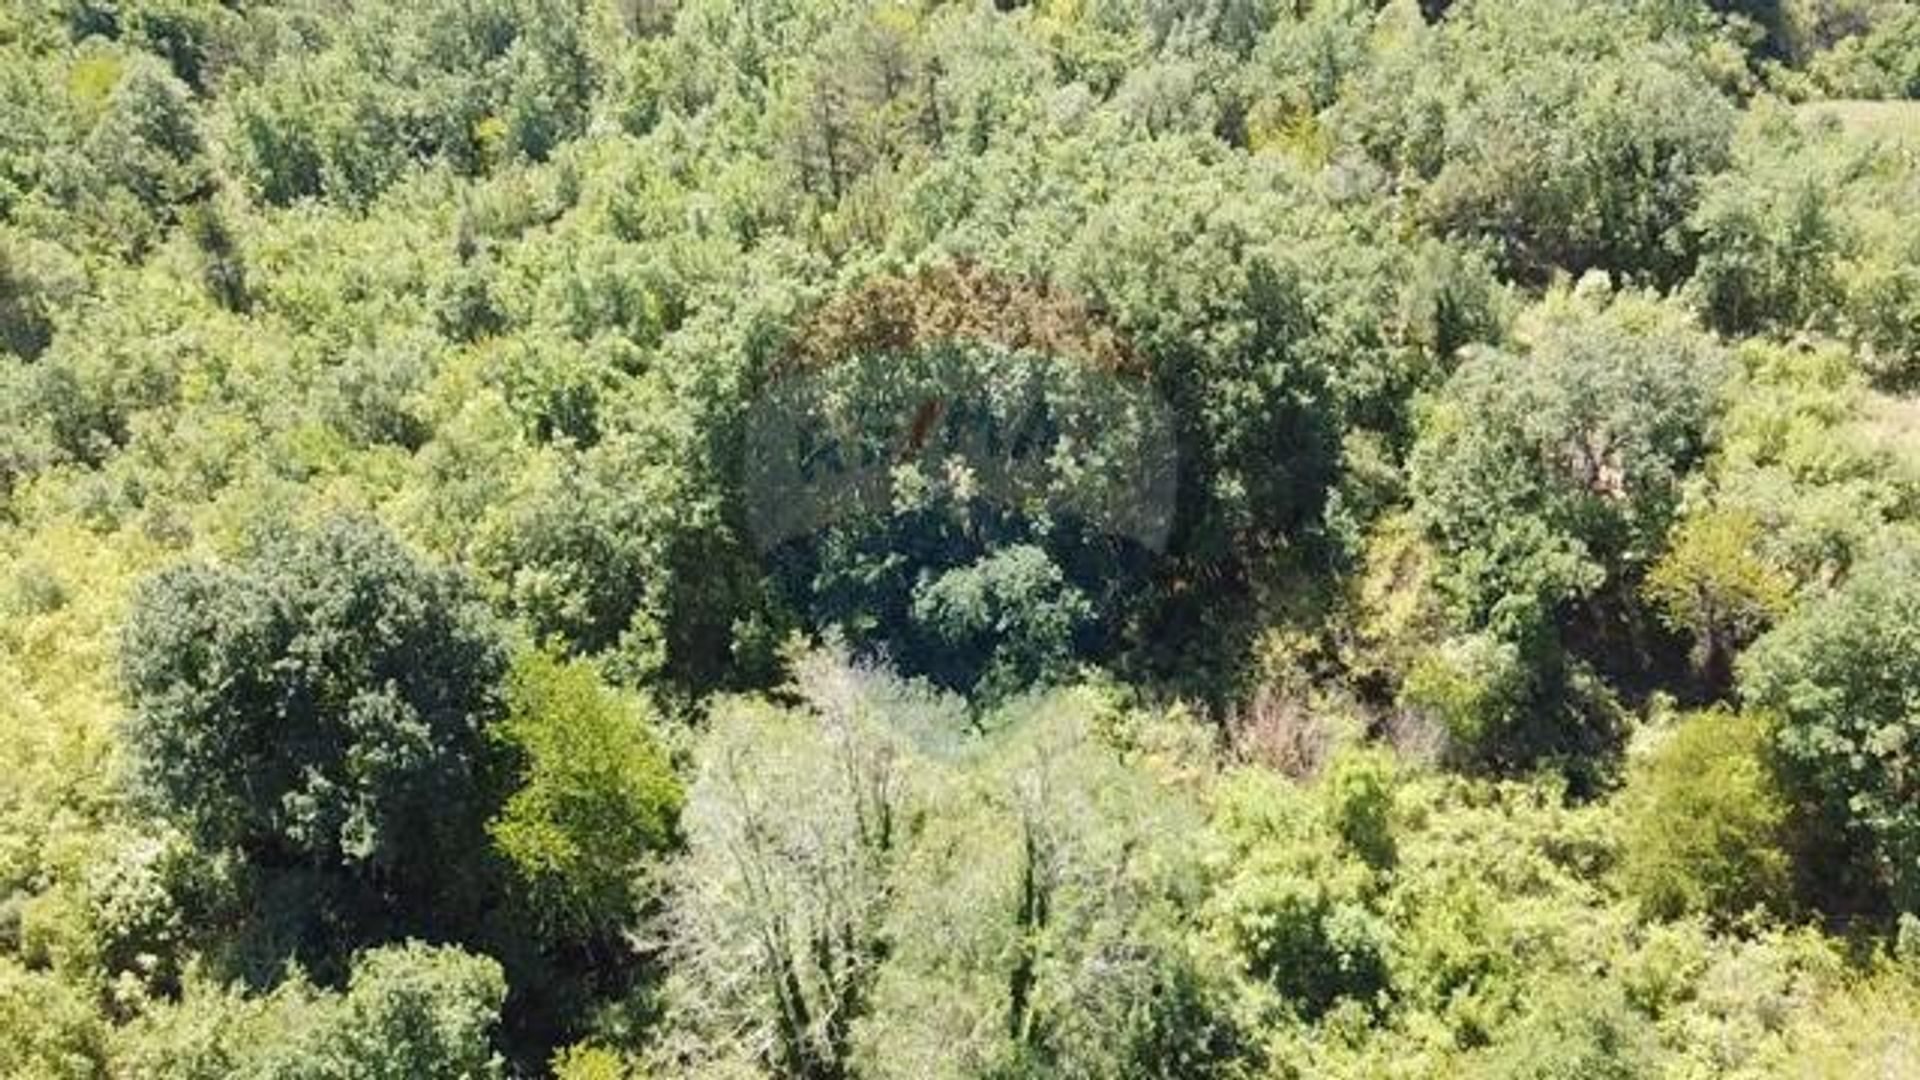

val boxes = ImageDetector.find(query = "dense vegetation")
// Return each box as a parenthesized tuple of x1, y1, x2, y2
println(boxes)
(4, 0, 1920, 1075)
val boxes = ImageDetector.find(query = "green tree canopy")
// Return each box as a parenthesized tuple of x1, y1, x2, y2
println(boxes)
(1741, 539, 1920, 913)
(120, 516, 508, 955)
(488, 649, 681, 947)
(1617, 708, 1792, 923)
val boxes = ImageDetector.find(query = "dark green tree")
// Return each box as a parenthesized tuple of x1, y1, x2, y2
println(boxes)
(1740, 540, 1920, 915)
(121, 517, 509, 956)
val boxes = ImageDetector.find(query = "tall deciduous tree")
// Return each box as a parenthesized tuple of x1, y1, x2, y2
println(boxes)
(654, 648, 949, 1079)
(1412, 286, 1725, 641)
(1408, 284, 1724, 766)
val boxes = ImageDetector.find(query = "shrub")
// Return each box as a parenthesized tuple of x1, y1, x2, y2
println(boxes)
(488, 650, 681, 945)
(112, 942, 507, 1080)
(1469, 978, 1660, 1080)
(1617, 709, 1792, 922)
(0, 958, 107, 1079)
(1642, 509, 1792, 691)
(1326, 748, 1398, 871)
(1203, 772, 1392, 1020)
(1401, 633, 1530, 766)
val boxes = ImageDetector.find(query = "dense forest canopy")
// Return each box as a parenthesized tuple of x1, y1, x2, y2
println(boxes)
(4, 0, 1920, 1075)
